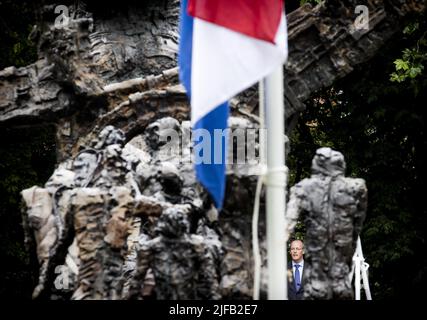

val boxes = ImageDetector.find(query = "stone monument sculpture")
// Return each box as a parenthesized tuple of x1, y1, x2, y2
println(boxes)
(286, 147, 367, 299)
(6, 0, 425, 300)
(128, 206, 222, 299)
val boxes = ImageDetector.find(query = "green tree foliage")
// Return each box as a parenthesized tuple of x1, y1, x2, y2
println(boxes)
(288, 12, 427, 299)
(390, 19, 427, 90)
(0, 0, 38, 69)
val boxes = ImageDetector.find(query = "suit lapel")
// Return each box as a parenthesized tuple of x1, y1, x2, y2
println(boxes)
(287, 263, 296, 293)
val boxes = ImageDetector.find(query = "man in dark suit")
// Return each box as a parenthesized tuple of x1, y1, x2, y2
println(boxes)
(288, 239, 305, 300)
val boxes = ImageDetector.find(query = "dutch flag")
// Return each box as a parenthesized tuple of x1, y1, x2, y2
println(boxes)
(179, 0, 288, 209)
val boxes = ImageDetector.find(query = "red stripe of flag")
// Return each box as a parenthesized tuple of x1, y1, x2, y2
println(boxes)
(188, 0, 283, 44)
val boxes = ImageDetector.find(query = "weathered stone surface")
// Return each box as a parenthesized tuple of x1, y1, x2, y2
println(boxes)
(0, 60, 72, 123)
(287, 147, 368, 299)
(21, 115, 272, 299)
(2, 0, 425, 160)
(128, 206, 222, 299)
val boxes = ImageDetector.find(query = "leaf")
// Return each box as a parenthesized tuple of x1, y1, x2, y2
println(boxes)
(403, 22, 419, 35)
(409, 66, 423, 78)
(394, 59, 409, 71)
(390, 72, 405, 82)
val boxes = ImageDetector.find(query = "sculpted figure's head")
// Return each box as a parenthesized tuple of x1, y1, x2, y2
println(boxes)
(72, 150, 98, 187)
(311, 147, 346, 177)
(145, 117, 181, 151)
(155, 207, 190, 238)
(93, 125, 126, 150)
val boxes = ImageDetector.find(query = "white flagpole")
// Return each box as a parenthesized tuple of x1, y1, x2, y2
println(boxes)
(264, 65, 287, 299)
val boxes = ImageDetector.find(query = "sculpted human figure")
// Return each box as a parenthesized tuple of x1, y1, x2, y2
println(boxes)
(22, 121, 222, 300)
(129, 206, 221, 299)
(286, 147, 367, 299)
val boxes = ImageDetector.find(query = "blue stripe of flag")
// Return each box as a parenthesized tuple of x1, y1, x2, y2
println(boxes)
(178, 0, 229, 209)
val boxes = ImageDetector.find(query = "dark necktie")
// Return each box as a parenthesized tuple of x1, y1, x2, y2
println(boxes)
(294, 264, 301, 291)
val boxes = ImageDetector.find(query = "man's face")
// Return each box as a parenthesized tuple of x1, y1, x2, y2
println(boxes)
(290, 240, 304, 263)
